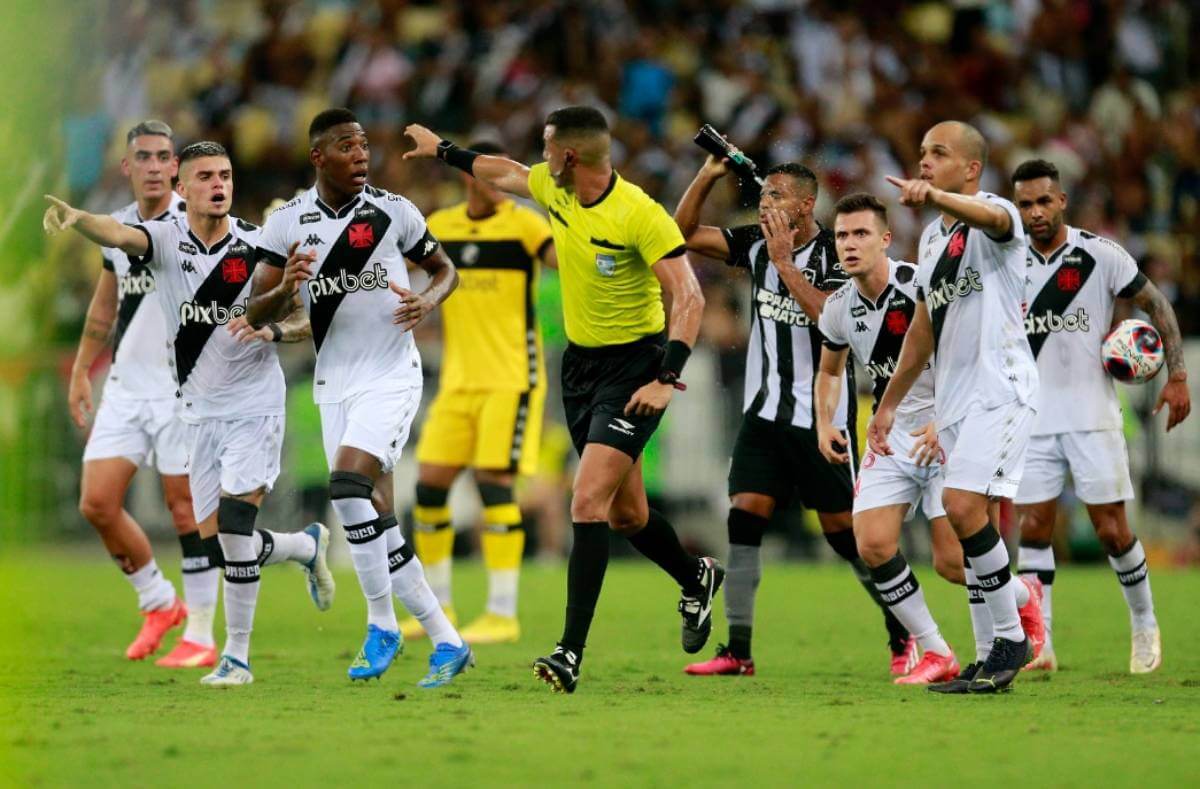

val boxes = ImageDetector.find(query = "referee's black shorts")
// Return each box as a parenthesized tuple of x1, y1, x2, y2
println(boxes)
(562, 332, 666, 460)
(728, 413, 854, 513)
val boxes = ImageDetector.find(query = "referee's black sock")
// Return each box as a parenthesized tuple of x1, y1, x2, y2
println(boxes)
(824, 528, 911, 653)
(626, 509, 703, 596)
(561, 521, 610, 655)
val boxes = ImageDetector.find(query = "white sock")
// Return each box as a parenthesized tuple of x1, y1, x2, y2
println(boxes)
(1012, 576, 1030, 607)
(385, 526, 462, 646)
(487, 570, 519, 618)
(333, 497, 397, 631)
(181, 569, 218, 646)
(218, 533, 260, 664)
(1108, 538, 1157, 632)
(1018, 543, 1055, 651)
(424, 556, 452, 607)
(127, 559, 176, 612)
(964, 565, 994, 662)
(256, 529, 316, 567)
(871, 555, 949, 656)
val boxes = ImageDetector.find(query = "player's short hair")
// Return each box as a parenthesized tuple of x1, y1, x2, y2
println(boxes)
(765, 162, 819, 197)
(544, 106, 609, 138)
(126, 120, 174, 145)
(1011, 158, 1061, 185)
(468, 140, 506, 156)
(833, 192, 888, 227)
(951, 121, 988, 170)
(308, 108, 360, 145)
(178, 141, 229, 166)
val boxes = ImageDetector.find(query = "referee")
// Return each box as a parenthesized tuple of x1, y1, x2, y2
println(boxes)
(406, 107, 722, 694)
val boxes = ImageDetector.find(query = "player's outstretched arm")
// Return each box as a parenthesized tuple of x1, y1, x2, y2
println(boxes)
(391, 246, 458, 332)
(1128, 278, 1191, 430)
(43, 196, 148, 256)
(870, 301, 934, 455)
(68, 272, 118, 429)
(762, 208, 828, 320)
(885, 176, 1012, 238)
(404, 124, 532, 199)
(247, 242, 315, 326)
(673, 155, 732, 260)
(815, 346, 850, 464)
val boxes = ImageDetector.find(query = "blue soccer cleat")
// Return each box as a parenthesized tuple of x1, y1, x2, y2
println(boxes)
(417, 641, 474, 689)
(348, 625, 402, 681)
(302, 523, 335, 611)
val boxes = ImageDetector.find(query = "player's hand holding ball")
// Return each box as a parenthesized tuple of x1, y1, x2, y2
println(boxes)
(625, 381, 673, 418)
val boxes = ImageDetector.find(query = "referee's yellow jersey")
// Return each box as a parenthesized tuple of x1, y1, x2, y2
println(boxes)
(526, 162, 685, 348)
(427, 199, 552, 391)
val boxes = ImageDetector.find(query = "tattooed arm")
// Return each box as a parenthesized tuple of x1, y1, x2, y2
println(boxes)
(1128, 279, 1191, 430)
(68, 270, 118, 429)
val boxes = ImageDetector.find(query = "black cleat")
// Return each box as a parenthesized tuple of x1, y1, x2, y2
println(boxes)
(968, 637, 1033, 694)
(928, 661, 982, 694)
(680, 557, 725, 654)
(533, 645, 580, 694)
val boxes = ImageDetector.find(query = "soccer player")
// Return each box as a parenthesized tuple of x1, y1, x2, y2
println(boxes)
(405, 140, 556, 645)
(405, 106, 721, 694)
(673, 153, 916, 677)
(1011, 159, 1191, 673)
(871, 121, 1045, 694)
(66, 120, 219, 666)
(248, 108, 472, 689)
(44, 141, 335, 687)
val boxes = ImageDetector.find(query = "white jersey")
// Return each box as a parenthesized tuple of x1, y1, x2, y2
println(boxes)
(1024, 225, 1144, 435)
(135, 215, 285, 423)
(101, 199, 186, 399)
(256, 185, 438, 404)
(916, 191, 1038, 427)
(819, 259, 935, 433)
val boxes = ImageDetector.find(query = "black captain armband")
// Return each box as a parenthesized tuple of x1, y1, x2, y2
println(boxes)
(436, 140, 480, 175)
(268, 322, 283, 343)
(657, 340, 692, 391)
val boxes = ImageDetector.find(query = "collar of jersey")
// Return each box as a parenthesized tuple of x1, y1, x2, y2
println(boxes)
(938, 218, 963, 237)
(579, 172, 618, 209)
(315, 194, 361, 220)
(187, 228, 232, 256)
(790, 224, 825, 254)
(136, 207, 174, 223)
(1028, 226, 1073, 266)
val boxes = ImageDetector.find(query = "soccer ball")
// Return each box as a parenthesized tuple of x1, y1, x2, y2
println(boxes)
(1101, 319, 1164, 383)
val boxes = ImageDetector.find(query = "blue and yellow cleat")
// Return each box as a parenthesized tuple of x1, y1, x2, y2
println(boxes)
(348, 625, 402, 681)
(417, 641, 474, 689)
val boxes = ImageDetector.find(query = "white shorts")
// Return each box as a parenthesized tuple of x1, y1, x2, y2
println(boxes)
(186, 415, 284, 522)
(83, 393, 189, 475)
(320, 385, 422, 474)
(854, 424, 946, 520)
(939, 401, 1036, 499)
(1014, 429, 1134, 505)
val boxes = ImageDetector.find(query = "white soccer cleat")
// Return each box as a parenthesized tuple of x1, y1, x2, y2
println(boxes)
(1130, 627, 1162, 674)
(302, 523, 336, 611)
(200, 655, 254, 687)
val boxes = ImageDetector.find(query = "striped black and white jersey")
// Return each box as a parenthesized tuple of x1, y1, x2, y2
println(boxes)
(1024, 225, 1145, 436)
(915, 192, 1038, 428)
(100, 200, 185, 399)
(256, 185, 439, 404)
(722, 224, 851, 430)
(819, 259, 934, 433)
(135, 215, 285, 423)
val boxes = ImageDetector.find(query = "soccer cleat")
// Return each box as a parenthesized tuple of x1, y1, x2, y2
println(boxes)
(460, 613, 520, 645)
(533, 645, 581, 694)
(399, 605, 458, 641)
(891, 636, 919, 675)
(155, 639, 218, 668)
(1024, 648, 1058, 672)
(967, 637, 1033, 693)
(895, 650, 960, 685)
(200, 655, 253, 687)
(417, 642, 474, 689)
(126, 598, 187, 660)
(928, 661, 982, 694)
(1130, 627, 1162, 674)
(1017, 575, 1046, 659)
(679, 557, 725, 654)
(347, 625, 402, 681)
(302, 523, 335, 611)
(684, 644, 755, 676)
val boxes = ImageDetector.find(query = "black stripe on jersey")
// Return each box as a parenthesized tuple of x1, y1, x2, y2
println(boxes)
(1025, 247, 1098, 358)
(774, 272, 798, 424)
(309, 210, 394, 352)
(547, 207, 569, 228)
(440, 240, 533, 272)
(865, 292, 916, 406)
(927, 224, 970, 351)
(507, 390, 531, 472)
(590, 237, 625, 251)
(175, 254, 258, 387)
(112, 264, 152, 355)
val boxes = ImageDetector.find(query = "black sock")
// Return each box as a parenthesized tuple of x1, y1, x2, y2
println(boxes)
(561, 522, 610, 654)
(626, 508, 702, 595)
(201, 534, 225, 568)
(729, 624, 753, 660)
(824, 528, 910, 652)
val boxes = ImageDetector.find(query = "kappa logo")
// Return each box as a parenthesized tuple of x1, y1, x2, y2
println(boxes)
(179, 297, 248, 326)
(421, 238, 438, 258)
(221, 257, 249, 284)
(608, 418, 635, 436)
(307, 261, 389, 302)
(299, 211, 321, 225)
(1024, 307, 1090, 336)
(303, 234, 324, 247)
(461, 243, 480, 265)
(180, 259, 198, 273)
(348, 223, 375, 249)
(118, 269, 156, 297)
(925, 267, 983, 310)
(177, 241, 198, 255)
(854, 320, 870, 333)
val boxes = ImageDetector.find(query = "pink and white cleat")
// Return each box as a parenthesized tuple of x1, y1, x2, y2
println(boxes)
(156, 639, 218, 668)
(1017, 576, 1046, 660)
(895, 650, 960, 685)
(684, 645, 755, 676)
(125, 599, 187, 660)
(890, 636, 919, 675)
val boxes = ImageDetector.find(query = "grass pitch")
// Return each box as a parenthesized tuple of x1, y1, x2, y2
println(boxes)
(1, 548, 1197, 787)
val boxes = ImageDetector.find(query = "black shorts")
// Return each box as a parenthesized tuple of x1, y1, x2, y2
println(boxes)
(562, 333, 666, 460)
(728, 414, 854, 513)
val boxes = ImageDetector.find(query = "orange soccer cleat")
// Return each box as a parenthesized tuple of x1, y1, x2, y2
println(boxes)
(155, 638, 218, 668)
(125, 598, 187, 660)
(1017, 576, 1046, 660)
(890, 636, 919, 675)
(684, 645, 755, 676)
(895, 650, 960, 685)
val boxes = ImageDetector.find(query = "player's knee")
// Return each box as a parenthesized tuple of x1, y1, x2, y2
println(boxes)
(217, 496, 259, 535)
(1091, 505, 1132, 554)
(606, 498, 648, 535)
(1018, 509, 1055, 543)
(165, 495, 195, 532)
(854, 532, 897, 568)
(941, 492, 982, 529)
(79, 492, 118, 528)
(933, 552, 965, 585)
(330, 471, 374, 501)
(570, 484, 610, 524)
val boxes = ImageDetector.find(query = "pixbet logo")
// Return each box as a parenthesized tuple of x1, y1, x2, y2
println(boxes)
(179, 298, 248, 326)
(1024, 307, 1090, 336)
(307, 261, 389, 302)
(925, 267, 983, 310)
(118, 269, 156, 297)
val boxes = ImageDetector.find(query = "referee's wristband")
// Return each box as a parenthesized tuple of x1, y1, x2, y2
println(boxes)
(268, 322, 283, 343)
(436, 140, 480, 175)
(658, 340, 692, 389)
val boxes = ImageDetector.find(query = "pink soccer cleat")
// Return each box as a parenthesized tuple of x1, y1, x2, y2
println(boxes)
(125, 598, 187, 660)
(895, 650, 960, 685)
(1017, 575, 1046, 660)
(684, 645, 755, 676)
(891, 636, 919, 675)
(155, 638, 218, 668)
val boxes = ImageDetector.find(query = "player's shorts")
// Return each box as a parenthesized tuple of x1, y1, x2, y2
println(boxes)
(83, 393, 188, 475)
(561, 333, 665, 460)
(186, 414, 284, 522)
(416, 386, 546, 476)
(727, 414, 854, 513)
(1014, 429, 1135, 505)
(853, 424, 946, 520)
(938, 400, 1036, 500)
(320, 384, 421, 474)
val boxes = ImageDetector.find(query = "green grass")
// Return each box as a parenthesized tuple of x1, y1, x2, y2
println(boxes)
(1, 549, 1198, 788)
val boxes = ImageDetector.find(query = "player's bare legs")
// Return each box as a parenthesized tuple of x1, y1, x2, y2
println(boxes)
(930, 516, 965, 585)
(1086, 500, 1160, 671)
(156, 472, 221, 666)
